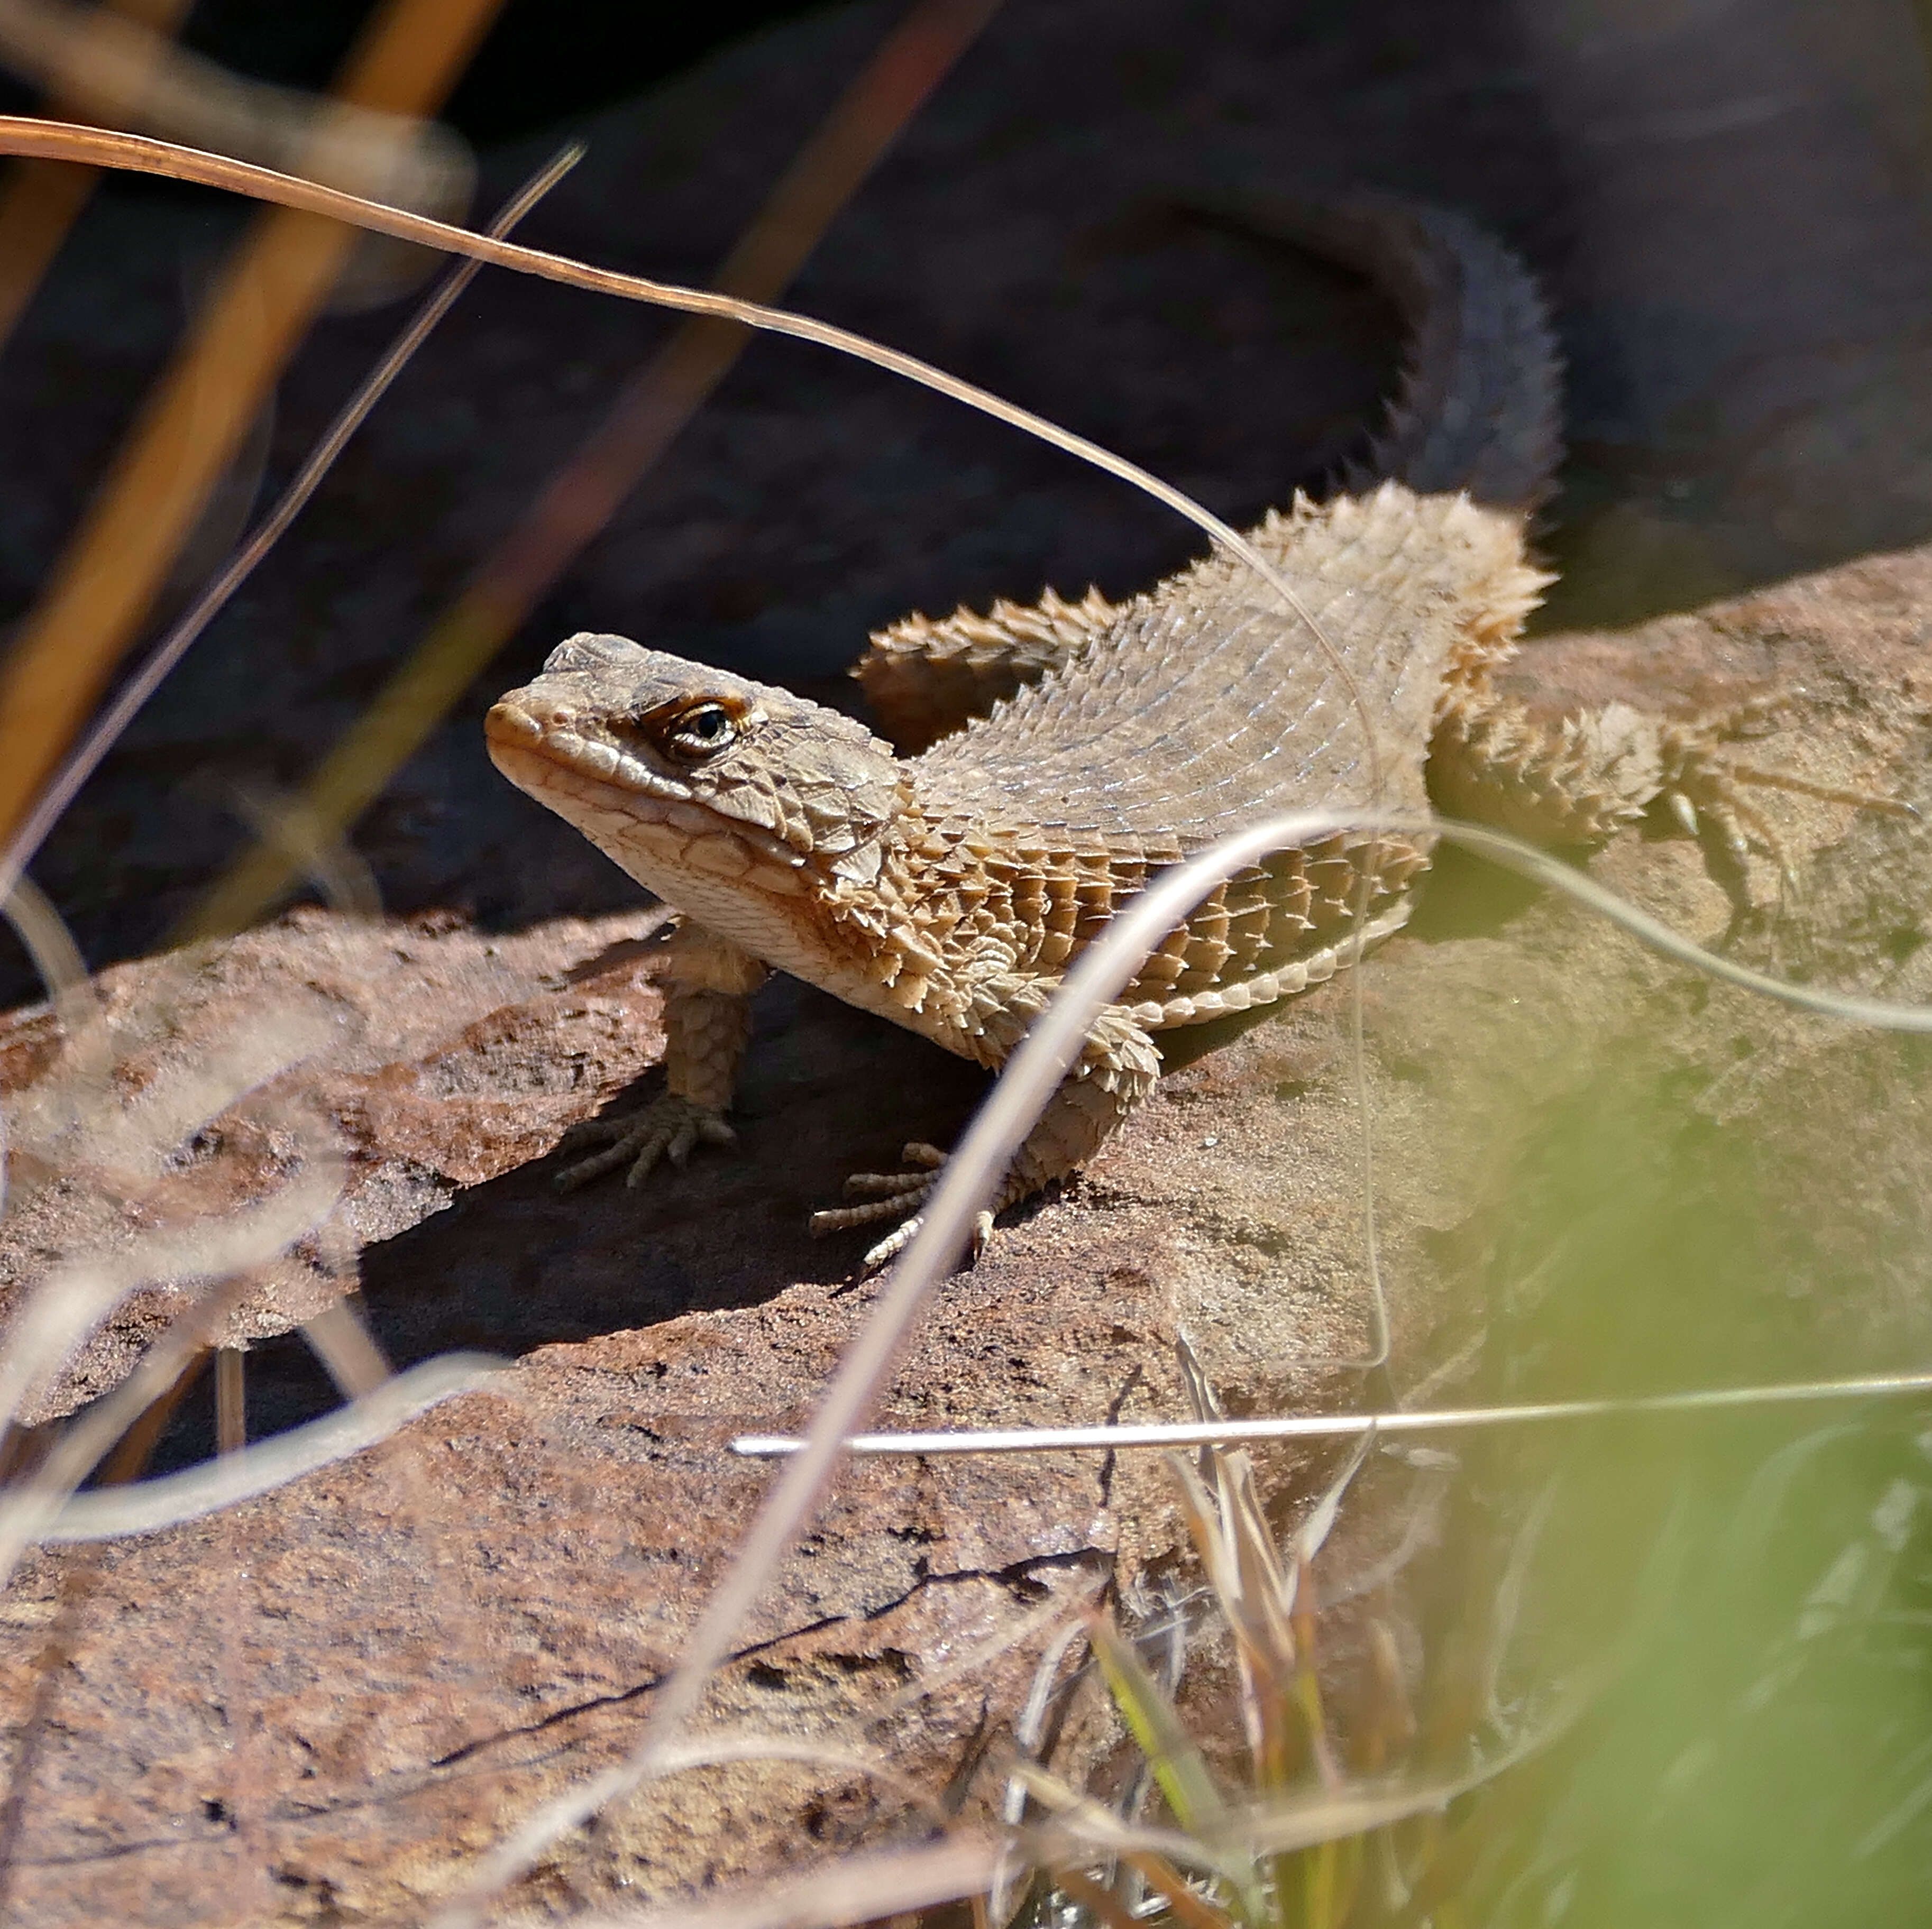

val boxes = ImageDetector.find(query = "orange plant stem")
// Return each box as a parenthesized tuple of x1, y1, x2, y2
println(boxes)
(0, 0, 505, 853)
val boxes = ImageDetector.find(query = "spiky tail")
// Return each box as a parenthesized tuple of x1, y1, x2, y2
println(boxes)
(1185, 188, 1564, 515)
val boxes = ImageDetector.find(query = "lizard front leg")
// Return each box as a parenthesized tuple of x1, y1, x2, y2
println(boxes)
(556, 920, 770, 1190)
(810, 995, 1161, 1269)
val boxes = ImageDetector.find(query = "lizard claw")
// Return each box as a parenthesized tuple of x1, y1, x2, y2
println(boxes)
(850, 1204, 997, 1272)
(554, 1095, 737, 1191)
(808, 1143, 994, 1269)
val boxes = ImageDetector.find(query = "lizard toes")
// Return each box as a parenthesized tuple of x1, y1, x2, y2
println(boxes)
(552, 1097, 737, 1192)
(840, 1169, 936, 1200)
(861, 1215, 924, 1270)
(555, 1141, 637, 1191)
(969, 1207, 995, 1257)
(858, 1205, 995, 1272)
(622, 1126, 678, 1186)
(810, 1184, 935, 1234)
(658, 1115, 738, 1171)
(838, 1142, 948, 1200)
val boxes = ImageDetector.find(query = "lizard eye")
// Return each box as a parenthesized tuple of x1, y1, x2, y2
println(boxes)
(662, 699, 741, 760)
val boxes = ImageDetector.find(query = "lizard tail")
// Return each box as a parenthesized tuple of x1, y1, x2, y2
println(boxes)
(1180, 188, 1565, 517)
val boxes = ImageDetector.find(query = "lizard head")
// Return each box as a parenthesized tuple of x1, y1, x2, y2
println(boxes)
(486, 633, 907, 899)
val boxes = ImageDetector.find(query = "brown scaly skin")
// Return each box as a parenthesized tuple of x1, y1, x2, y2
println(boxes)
(487, 192, 1876, 1266)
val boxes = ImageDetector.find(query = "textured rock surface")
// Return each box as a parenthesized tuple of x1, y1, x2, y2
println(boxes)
(4, 0, 1932, 1920)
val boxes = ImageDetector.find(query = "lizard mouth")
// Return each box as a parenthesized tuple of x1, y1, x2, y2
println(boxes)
(486, 698, 695, 804)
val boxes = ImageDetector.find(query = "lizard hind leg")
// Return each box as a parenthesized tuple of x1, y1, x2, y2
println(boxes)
(1659, 721, 1916, 896)
(808, 1000, 1162, 1270)
(1434, 687, 1911, 907)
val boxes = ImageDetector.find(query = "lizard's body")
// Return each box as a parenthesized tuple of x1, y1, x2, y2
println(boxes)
(487, 195, 1831, 1263)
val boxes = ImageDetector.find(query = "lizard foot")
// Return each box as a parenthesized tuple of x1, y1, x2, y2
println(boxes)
(1660, 723, 1916, 899)
(553, 1094, 737, 1191)
(808, 1142, 995, 1270)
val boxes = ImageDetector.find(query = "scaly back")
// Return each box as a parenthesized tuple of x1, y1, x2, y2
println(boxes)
(910, 483, 1542, 852)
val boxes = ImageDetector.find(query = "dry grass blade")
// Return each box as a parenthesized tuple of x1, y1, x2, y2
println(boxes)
(32, 1349, 509, 1543)
(643, 1730, 953, 1831)
(1228, 1704, 1577, 1864)
(1473, 1476, 1559, 1730)
(1086, 1610, 1232, 1844)
(1141, 1429, 1376, 1925)
(996, 1609, 1100, 1921)
(560, 1835, 1001, 1929)
(300, 1293, 394, 1400)
(213, 1343, 245, 1453)
(0, 119, 1376, 929)
(1018, 1792, 1266, 1888)
(735, 1371, 1932, 1458)
(1172, 1450, 1307, 1802)
(0, 1160, 346, 1594)
(1049, 1862, 1144, 1929)
(1290, 1435, 1374, 1573)
(1007, 1759, 1192, 1860)
(0, 1274, 251, 1568)
(0, 874, 111, 1153)
(877, 1569, 1104, 1732)
(0, 141, 579, 910)
(1168, 1454, 1292, 1674)
(74, 1003, 333, 1181)
(0, 1156, 342, 1447)
(1124, 1849, 1238, 1929)
(0, 0, 195, 353)
(0, 0, 503, 855)
(0, 0, 466, 207)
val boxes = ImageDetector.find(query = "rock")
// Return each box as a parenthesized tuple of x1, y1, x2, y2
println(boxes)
(0, 906, 668, 1417)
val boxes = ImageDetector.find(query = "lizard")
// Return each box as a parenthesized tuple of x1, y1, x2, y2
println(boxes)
(485, 191, 1875, 1267)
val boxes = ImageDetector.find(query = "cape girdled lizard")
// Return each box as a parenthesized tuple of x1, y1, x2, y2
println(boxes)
(486, 192, 1872, 1266)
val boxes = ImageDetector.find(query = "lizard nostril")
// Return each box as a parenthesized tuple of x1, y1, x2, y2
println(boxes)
(486, 700, 550, 743)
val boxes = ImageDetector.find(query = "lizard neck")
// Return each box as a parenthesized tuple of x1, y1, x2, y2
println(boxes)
(806, 790, 1006, 1046)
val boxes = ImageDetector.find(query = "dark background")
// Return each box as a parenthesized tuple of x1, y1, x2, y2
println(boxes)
(0, 0, 839, 143)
